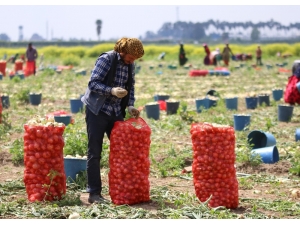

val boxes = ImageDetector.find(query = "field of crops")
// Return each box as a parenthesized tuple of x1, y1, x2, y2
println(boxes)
(0, 44, 300, 219)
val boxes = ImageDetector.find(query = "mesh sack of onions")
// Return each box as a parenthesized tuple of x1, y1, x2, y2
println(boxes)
(23, 115, 66, 202)
(109, 117, 151, 205)
(0, 96, 2, 123)
(190, 122, 239, 209)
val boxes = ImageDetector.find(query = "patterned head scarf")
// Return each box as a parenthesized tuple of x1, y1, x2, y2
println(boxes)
(114, 37, 144, 58)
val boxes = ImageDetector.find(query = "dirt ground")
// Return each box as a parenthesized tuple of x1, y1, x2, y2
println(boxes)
(0, 148, 298, 210)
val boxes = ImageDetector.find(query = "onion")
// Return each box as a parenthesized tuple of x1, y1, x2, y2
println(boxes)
(68, 212, 80, 219)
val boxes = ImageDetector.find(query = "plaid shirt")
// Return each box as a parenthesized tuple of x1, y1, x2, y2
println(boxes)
(88, 52, 136, 116)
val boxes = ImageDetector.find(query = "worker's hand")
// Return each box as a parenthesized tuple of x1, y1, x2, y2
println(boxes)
(128, 106, 140, 119)
(111, 87, 128, 98)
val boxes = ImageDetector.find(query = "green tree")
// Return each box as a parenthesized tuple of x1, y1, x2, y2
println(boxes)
(96, 19, 102, 41)
(251, 27, 260, 42)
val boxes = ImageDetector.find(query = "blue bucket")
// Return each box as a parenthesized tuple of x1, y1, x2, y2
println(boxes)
(166, 101, 180, 115)
(233, 114, 251, 131)
(272, 89, 283, 101)
(154, 95, 170, 101)
(216, 70, 230, 76)
(206, 97, 217, 108)
(64, 158, 87, 182)
(70, 99, 83, 113)
(18, 74, 25, 80)
(145, 103, 160, 120)
(0, 74, 2, 80)
(29, 93, 42, 106)
(245, 97, 258, 109)
(251, 146, 279, 164)
(258, 95, 270, 106)
(195, 98, 209, 113)
(266, 65, 273, 69)
(296, 82, 300, 93)
(225, 97, 238, 110)
(278, 105, 294, 122)
(248, 130, 276, 149)
(208, 70, 215, 75)
(295, 128, 300, 142)
(54, 115, 71, 126)
(1, 95, 10, 108)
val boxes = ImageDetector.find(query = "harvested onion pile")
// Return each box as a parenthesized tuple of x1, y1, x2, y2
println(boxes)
(109, 118, 151, 205)
(23, 115, 66, 202)
(190, 122, 239, 209)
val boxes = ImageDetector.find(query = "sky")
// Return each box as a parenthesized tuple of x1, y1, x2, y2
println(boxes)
(0, 1, 299, 42)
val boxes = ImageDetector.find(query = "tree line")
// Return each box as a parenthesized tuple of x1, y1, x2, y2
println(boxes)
(142, 19, 300, 43)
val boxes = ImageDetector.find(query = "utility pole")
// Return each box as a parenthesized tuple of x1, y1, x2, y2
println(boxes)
(18, 25, 23, 42)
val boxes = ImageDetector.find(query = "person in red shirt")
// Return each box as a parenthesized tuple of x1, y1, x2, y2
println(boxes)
(284, 62, 300, 105)
(26, 43, 38, 75)
(256, 46, 262, 66)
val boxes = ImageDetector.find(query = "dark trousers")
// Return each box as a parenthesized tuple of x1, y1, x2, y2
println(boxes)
(85, 107, 123, 194)
(256, 57, 262, 66)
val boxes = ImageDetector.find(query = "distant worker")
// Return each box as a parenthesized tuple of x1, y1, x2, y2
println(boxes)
(158, 52, 165, 60)
(26, 43, 38, 75)
(203, 44, 218, 66)
(256, 45, 263, 66)
(7, 53, 19, 64)
(179, 43, 188, 66)
(222, 43, 234, 66)
(284, 61, 300, 105)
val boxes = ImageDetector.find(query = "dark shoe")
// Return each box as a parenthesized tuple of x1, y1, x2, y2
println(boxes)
(88, 194, 110, 204)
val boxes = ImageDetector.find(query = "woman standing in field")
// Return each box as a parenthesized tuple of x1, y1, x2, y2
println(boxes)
(81, 37, 144, 204)
(256, 45, 263, 66)
(179, 43, 188, 66)
(222, 43, 234, 66)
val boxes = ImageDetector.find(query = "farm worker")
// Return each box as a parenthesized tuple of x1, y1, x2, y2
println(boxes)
(26, 43, 38, 75)
(256, 45, 263, 66)
(179, 43, 188, 66)
(222, 43, 234, 66)
(81, 37, 144, 204)
(158, 52, 165, 60)
(203, 44, 218, 66)
(209, 48, 220, 66)
(283, 61, 300, 105)
(203, 43, 211, 65)
(7, 53, 19, 63)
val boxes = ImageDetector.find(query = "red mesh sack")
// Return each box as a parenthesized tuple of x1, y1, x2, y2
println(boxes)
(109, 117, 151, 205)
(284, 75, 300, 105)
(0, 96, 2, 123)
(23, 117, 66, 202)
(0, 60, 6, 76)
(15, 60, 24, 72)
(24, 61, 35, 76)
(190, 122, 239, 209)
(158, 100, 166, 111)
